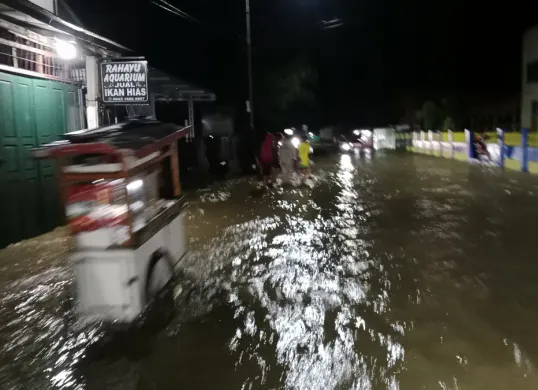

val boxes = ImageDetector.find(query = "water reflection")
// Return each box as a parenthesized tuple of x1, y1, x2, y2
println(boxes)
(3, 155, 538, 389)
(211, 154, 406, 389)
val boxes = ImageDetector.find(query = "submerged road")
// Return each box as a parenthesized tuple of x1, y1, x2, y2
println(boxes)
(2, 153, 538, 389)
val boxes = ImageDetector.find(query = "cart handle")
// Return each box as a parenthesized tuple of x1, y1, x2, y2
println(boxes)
(32, 143, 123, 159)
(135, 127, 190, 158)
(31, 126, 191, 160)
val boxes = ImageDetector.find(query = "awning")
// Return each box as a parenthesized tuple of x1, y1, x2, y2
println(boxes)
(149, 68, 216, 102)
(0, 0, 130, 55)
(0, 1, 216, 103)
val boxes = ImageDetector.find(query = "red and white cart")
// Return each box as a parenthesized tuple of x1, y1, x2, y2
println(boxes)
(33, 119, 189, 323)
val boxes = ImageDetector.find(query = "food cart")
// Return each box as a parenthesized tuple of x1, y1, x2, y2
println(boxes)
(32, 118, 189, 323)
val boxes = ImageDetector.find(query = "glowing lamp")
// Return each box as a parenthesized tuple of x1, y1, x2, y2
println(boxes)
(55, 39, 77, 60)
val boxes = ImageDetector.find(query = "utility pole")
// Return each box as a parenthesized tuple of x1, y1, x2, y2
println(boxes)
(245, 0, 254, 130)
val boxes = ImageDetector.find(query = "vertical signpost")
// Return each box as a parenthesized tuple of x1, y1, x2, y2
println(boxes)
(428, 130, 434, 155)
(522, 128, 529, 173)
(448, 130, 454, 159)
(497, 128, 505, 168)
(245, 0, 254, 130)
(465, 129, 474, 160)
(188, 98, 195, 139)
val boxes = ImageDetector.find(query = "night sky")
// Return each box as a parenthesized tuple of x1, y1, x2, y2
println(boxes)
(69, 0, 538, 127)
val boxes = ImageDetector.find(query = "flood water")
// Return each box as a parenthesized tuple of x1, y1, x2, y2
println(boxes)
(3, 153, 538, 389)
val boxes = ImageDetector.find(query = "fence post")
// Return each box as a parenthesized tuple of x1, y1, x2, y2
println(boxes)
(465, 129, 474, 160)
(437, 131, 443, 157)
(421, 131, 425, 152)
(428, 130, 434, 155)
(496, 128, 505, 168)
(448, 130, 454, 159)
(522, 128, 529, 173)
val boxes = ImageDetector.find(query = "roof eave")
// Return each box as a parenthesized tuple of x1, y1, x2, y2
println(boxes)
(1, 0, 131, 53)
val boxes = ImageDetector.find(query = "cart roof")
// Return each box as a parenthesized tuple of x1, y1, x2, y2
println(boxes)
(33, 118, 190, 159)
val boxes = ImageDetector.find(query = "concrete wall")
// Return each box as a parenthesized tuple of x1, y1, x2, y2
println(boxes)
(522, 26, 538, 129)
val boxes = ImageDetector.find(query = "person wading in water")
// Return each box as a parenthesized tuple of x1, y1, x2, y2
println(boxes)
(279, 133, 297, 183)
(258, 133, 275, 187)
(298, 135, 312, 180)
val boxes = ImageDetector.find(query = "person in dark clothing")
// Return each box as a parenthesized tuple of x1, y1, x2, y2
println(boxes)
(474, 133, 491, 159)
(205, 135, 229, 179)
(272, 133, 284, 175)
(258, 133, 275, 187)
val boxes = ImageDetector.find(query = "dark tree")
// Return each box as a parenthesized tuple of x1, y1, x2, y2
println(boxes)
(256, 55, 319, 130)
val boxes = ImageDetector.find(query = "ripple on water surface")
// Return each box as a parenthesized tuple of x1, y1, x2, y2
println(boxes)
(2, 154, 538, 389)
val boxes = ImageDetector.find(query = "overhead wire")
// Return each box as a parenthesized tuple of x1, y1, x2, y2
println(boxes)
(149, 0, 202, 25)
(148, 0, 244, 42)
(320, 18, 345, 30)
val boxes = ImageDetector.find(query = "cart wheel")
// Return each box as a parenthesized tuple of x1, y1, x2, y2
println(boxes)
(145, 249, 175, 304)
(144, 249, 177, 326)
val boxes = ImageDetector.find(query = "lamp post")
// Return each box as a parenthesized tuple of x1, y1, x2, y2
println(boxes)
(245, 0, 254, 130)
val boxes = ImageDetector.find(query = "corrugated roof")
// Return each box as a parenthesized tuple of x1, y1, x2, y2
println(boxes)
(149, 67, 216, 101)
(0, 0, 130, 54)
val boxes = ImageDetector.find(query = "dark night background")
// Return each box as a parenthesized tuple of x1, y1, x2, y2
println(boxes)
(68, 0, 538, 129)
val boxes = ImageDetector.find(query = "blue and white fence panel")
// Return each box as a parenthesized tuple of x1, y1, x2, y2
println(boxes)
(409, 128, 536, 173)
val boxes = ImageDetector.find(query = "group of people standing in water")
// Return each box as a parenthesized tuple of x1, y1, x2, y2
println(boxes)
(257, 132, 312, 187)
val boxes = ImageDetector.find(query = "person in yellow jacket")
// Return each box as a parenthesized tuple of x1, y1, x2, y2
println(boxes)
(298, 135, 311, 178)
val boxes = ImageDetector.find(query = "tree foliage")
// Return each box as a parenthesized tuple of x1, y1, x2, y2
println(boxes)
(271, 57, 318, 112)
(442, 116, 455, 130)
(416, 100, 441, 130)
(256, 55, 318, 128)
(416, 96, 460, 130)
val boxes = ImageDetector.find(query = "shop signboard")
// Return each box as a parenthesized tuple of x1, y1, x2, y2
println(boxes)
(101, 60, 149, 104)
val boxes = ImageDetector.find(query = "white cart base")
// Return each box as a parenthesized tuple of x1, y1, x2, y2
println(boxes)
(72, 212, 186, 323)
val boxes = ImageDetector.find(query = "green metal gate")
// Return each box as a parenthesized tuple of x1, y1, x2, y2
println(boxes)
(0, 72, 81, 248)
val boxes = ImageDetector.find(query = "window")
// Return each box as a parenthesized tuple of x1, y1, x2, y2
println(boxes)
(527, 61, 538, 83)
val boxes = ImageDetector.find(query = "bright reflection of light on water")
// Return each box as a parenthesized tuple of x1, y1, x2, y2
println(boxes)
(4, 154, 538, 389)
(200, 153, 408, 390)
(340, 153, 354, 171)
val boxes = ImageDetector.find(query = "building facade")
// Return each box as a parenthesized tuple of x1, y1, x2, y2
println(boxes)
(522, 25, 538, 131)
(0, 0, 127, 247)
(0, 0, 216, 248)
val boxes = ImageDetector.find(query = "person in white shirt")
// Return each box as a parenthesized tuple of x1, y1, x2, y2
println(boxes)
(279, 134, 297, 182)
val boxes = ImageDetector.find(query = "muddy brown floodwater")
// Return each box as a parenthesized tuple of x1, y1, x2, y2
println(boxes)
(3, 153, 538, 389)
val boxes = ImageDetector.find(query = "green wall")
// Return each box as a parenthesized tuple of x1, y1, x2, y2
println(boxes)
(0, 72, 81, 248)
